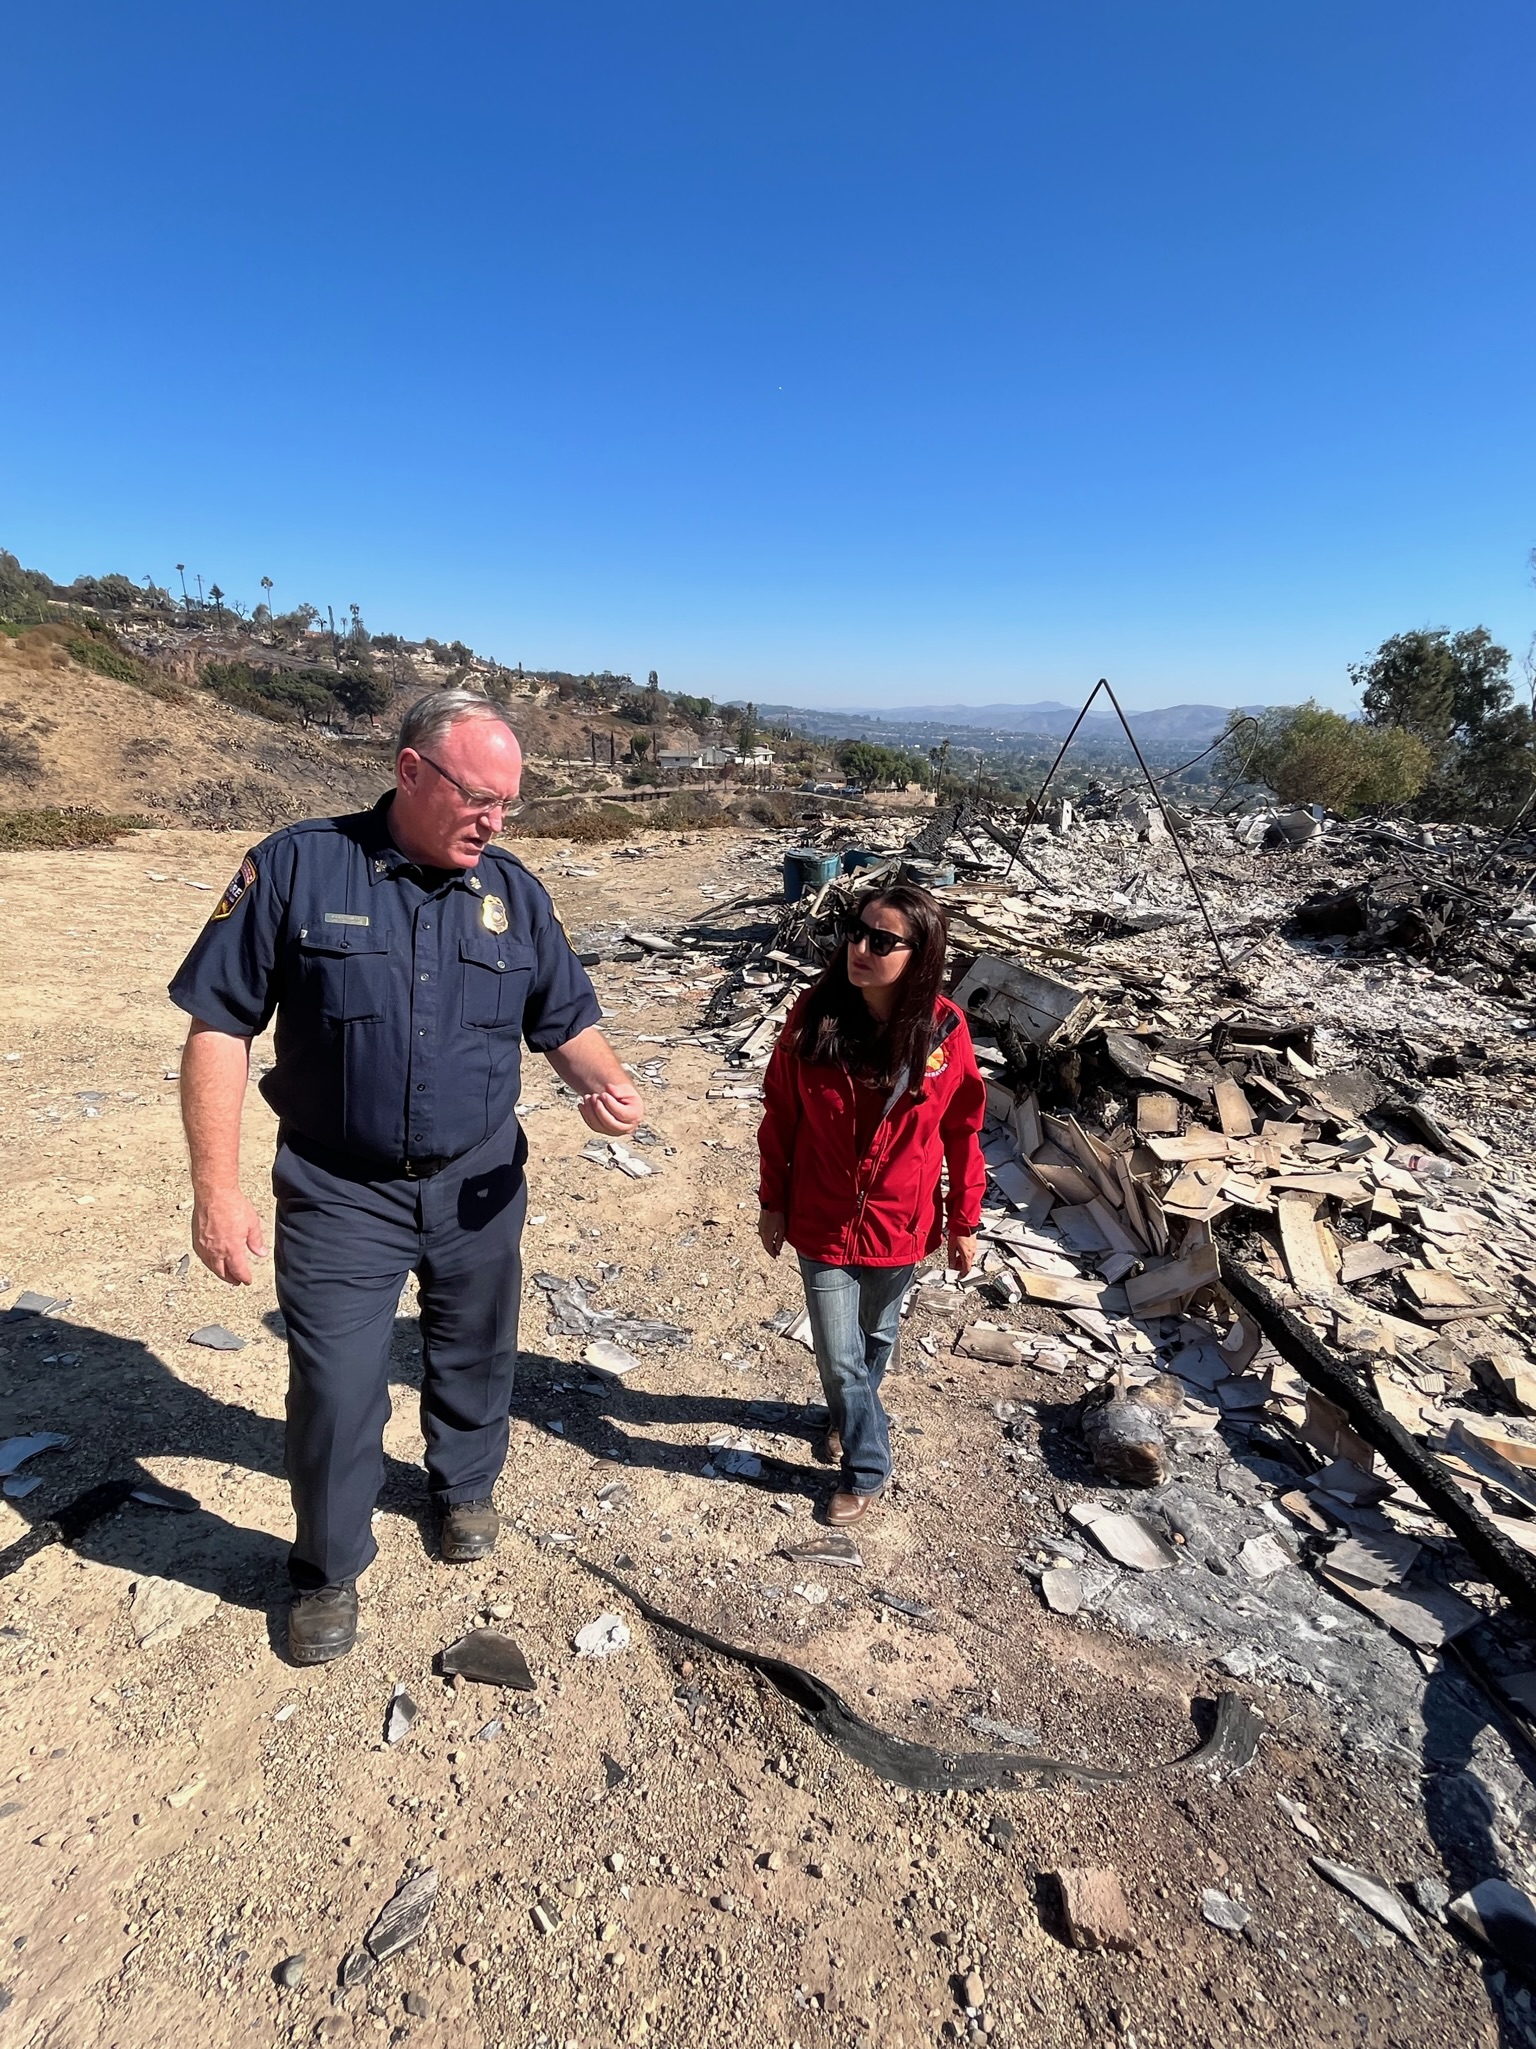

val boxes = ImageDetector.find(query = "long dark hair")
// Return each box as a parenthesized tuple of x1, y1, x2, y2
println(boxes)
(795, 882, 949, 1091)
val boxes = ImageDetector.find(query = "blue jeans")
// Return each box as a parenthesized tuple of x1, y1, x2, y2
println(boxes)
(797, 1257, 915, 1495)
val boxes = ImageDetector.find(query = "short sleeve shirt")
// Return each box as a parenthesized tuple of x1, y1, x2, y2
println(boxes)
(168, 794, 601, 1163)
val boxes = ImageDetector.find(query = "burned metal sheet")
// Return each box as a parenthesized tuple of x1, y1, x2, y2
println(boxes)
(580, 1559, 1260, 1792)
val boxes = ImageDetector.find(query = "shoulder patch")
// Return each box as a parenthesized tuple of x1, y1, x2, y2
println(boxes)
(925, 1045, 949, 1075)
(211, 855, 257, 921)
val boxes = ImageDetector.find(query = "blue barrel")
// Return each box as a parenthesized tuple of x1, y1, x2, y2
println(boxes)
(784, 849, 840, 899)
(840, 847, 886, 874)
(902, 859, 955, 889)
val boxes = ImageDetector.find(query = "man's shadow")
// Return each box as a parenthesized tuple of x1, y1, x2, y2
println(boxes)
(0, 1309, 445, 1643)
(0, 1311, 834, 1638)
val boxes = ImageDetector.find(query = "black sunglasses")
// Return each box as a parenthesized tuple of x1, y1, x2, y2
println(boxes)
(839, 912, 914, 958)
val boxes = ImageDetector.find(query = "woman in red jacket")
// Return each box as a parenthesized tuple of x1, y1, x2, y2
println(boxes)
(757, 882, 987, 1525)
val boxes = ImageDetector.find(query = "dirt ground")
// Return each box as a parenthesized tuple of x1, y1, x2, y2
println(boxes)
(0, 823, 1519, 2049)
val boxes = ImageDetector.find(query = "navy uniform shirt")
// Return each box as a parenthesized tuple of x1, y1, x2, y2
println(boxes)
(169, 793, 602, 1165)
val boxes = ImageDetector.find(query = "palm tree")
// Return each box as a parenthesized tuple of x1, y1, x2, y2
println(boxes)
(209, 584, 225, 626)
(176, 564, 189, 615)
(260, 575, 273, 629)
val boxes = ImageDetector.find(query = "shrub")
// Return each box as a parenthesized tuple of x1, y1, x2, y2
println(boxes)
(0, 808, 150, 850)
(509, 801, 637, 842)
(1220, 702, 1431, 816)
(66, 632, 143, 684)
(0, 729, 44, 784)
(650, 793, 737, 831)
(204, 659, 336, 726)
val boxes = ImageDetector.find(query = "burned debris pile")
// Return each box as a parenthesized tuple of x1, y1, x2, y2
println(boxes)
(702, 795, 1536, 1694)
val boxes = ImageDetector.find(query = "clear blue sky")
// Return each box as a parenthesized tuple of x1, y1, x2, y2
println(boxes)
(4, 2, 1533, 712)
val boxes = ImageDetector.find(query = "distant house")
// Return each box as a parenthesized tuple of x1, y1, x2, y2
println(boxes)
(696, 745, 738, 768)
(656, 749, 701, 769)
(740, 744, 775, 765)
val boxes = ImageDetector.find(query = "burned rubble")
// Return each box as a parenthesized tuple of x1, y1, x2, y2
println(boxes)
(8, 810, 1536, 2043)
(632, 789, 1536, 1971)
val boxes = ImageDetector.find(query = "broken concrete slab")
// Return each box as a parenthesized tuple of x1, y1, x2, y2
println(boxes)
(129, 1575, 220, 1649)
(1069, 1502, 1179, 1571)
(1052, 1867, 1136, 1953)
(1039, 1565, 1084, 1615)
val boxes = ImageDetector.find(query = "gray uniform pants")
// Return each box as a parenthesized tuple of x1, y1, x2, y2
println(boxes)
(273, 1121, 527, 1590)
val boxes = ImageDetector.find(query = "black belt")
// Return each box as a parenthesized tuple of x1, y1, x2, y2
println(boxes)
(402, 1155, 453, 1179)
(281, 1132, 458, 1183)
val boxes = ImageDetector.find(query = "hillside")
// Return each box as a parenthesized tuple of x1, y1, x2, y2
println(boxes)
(747, 696, 1268, 753)
(0, 631, 716, 832)
(0, 633, 394, 828)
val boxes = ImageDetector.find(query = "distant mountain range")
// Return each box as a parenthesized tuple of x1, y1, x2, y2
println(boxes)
(737, 698, 1273, 752)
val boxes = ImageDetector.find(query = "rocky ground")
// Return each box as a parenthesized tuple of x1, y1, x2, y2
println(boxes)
(1, 820, 1533, 2049)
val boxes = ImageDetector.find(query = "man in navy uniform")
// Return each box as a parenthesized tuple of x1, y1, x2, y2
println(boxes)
(170, 689, 642, 1664)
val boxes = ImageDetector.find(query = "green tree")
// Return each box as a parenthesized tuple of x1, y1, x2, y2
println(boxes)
(64, 571, 149, 611)
(331, 666, 393, 719)
(1219, 702, 1431, 815)
(737, 701, 758, 753)
(1352, 627, 1534, 820)
(0, 549, 54, 625)
(271, 603, 320, 644)
(835, 739, 932, 790)
(1352, 627, 1511, 754)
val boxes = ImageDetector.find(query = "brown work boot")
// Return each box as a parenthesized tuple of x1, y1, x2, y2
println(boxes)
(826, 1488, 881, 1526)
(814, 1427, 843, 1467)
(288, 1581, 358, 1664)
(439, 1498, 499, 1563)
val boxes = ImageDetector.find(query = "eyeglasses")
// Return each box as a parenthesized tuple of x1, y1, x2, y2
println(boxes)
(839, 913, 915, 959)
(416, 753, 523, 819)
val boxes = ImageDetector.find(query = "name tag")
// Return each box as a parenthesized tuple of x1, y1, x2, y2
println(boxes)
(323, 912, 371, 927)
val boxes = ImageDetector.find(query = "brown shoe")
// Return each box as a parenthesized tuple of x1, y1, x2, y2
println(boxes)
(827, 1489, 881, 1526)
(814, 1428, 843, 1468)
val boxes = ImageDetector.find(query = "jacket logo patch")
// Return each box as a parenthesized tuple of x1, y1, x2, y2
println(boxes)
(211, 855, 257, 921)
(925, 1047, 948, 1074)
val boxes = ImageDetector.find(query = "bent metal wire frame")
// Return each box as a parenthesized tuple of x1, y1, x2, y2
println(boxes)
(1003, 676, 1232, 972)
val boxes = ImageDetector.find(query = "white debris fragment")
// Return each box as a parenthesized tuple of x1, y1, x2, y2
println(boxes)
(574, 1614, 631, 1659)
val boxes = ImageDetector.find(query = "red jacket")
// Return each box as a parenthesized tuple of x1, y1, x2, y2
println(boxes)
(757, 993, 988, 1268)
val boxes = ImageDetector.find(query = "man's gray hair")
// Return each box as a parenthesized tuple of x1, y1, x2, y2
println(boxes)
(396, 689, 520, 758)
